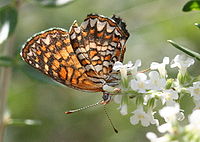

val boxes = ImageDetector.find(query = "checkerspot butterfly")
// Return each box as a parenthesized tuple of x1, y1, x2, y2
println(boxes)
(21, 14, 129, 105)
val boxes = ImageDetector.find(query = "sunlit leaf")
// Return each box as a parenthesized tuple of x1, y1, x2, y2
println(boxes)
(0, 6, 18, 44)
(168, 40, 200, 61)
(30, 0, 74, 7)
(183, 0, 200, 12)
(195, 23, 200, 29)
(0, 56, 14, 66)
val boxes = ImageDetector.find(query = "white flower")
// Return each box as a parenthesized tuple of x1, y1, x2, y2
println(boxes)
(130, 73, 149, 93)
(130, 59, 141, 75)
(159, 103, 180, 122)
(150, 57, 169, 78)
(146, 132, 170, 142)
(113, 95, 128, 115)
(113, 61, 133, 86)
(113, 61, 133, 71)
(170, 54, 195, 75)
(147, 109, 159, 126)
(130, 106, 157, 127)
(118, 103, 128, 115)
(158, 123, 173, 133)
(188, 81, 200, 101)
(146, 132, 158, 142)
(188, 110, 200, 130)
(148, 71, 166, 90)
(159, 89, 179, 106)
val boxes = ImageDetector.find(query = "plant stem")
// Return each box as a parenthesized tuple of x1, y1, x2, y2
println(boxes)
(0, 34, 16, 142)
(0, 33, 16, 142)
(0, 1, 21, 141)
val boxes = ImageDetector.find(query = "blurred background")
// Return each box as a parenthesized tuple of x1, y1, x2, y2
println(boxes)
(1, 0, 200, 142)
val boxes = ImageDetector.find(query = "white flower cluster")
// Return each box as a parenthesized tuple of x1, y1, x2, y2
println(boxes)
(103, 54, 199, 128)
(147, 105, 200, 142)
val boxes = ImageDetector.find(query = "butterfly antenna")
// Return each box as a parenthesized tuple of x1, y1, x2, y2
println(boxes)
(103, 105, 118, 133)
(65, 100, 102, 114)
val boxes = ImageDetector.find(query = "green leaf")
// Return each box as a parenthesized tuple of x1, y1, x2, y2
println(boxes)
(195, 23, 200, 29)
(29, 0, 74, 7)
(0, 56, 14, 66)
(168, 40, 200, 61)
(194, 75, 200, 82)
(0, 6, 18, 44)
(183, 0, 200, 12)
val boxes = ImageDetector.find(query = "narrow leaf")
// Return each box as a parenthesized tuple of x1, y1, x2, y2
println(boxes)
(0, 56, 14, 66)
(183, 0, 200, 12)
(168, 40, 200, 61)
(30, 0, 74, 7)
(0, 6, 18, 44)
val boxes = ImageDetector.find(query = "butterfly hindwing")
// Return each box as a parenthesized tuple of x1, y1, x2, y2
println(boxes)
(21, 28, 104, 92)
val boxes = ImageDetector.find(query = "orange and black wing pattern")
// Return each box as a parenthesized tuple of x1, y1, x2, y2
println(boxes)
(21, 28, 104, 92)
(21, 14, 129, 92)
(69, 14, 129, 78)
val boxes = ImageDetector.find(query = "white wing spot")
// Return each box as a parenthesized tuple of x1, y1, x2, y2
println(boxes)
(45, 64, 49, 71)
(74, 27, 81, 34)
(90, 18, 97, 27)
(97, 20, 106, 31)
(35, 64, 39, 68)
(41, 34, 51, 45)
(27, 51, 33, 56)
(106, 23, 115, 33)
(94, 64, 102, 72)
(81, 19, 89, 29)
(70, 32, 76, 40)
(92, 56, 99, 60)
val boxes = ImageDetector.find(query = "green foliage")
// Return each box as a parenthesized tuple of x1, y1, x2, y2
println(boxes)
(168, 40, 200, 61)
(0, 56, 14, 66)
(183, 0, 200, 12)
(28, 0, 74, 7)
(0, 5, 18, 44)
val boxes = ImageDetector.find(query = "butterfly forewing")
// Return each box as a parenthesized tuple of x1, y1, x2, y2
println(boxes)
(69, 14, 129, 81)
(21, 28, 104, 92)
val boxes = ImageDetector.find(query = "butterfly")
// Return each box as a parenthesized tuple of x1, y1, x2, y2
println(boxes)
(20, 14, 129, 105)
